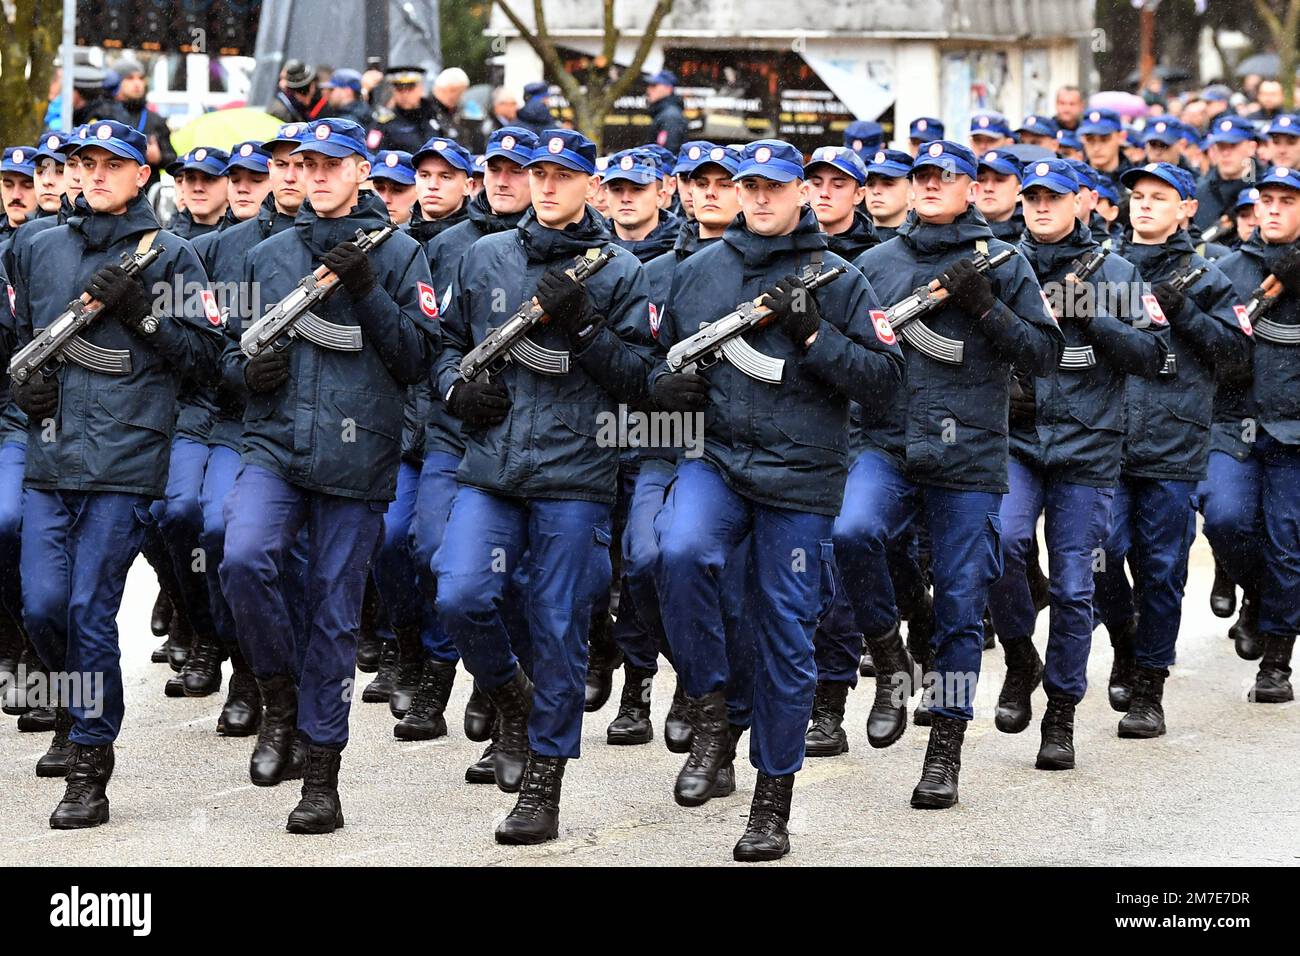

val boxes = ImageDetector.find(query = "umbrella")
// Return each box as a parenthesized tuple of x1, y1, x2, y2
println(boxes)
(1088, 91, 1150, 120)
(171, 107, 286, 156)
(1125, 65, 1192, 85)
(999, 144, 1054, 162)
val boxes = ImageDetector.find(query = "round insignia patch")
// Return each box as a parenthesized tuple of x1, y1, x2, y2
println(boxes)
(928, 142, 943, 158)
(917, 119, 927, 131)
(240, 144, 254, 157)
(596, 157, 609, 171)
(1282, 117, 1293, 127)
(11, 150, 22, 164)
(286, 124, 301, 137)
(1035, 162, 1050, 176)
(433, 140, 446, 150)
(620, 154, 634, 170)
(195, 148, 207, 161)
(978, 116, 990, 128)
(314, 124, 330, 140)
(986, 151, 998, 162)
(709, 147, 724, 161)
(1027, 116, 1037, 125)
(688, 145, 701, 160)
(1089, 111, 1100, 122)
(501, 135, 515, 151)
(46, 136, 59, 150)
(1155, 123, 1166, 133)
(852, 139, 863, 151)
(385, 152, 399, 167)
(755, 146, 772, 163)
(1276, 166, 1291, 177)
(1248, 188, 1260, 201)
(874, 151, 885, 164)
(548, 137, 564, 154)
(1220, 120, 1232, 132)
(97, 124, 113, 140)
(1145, 163, 1158, 172)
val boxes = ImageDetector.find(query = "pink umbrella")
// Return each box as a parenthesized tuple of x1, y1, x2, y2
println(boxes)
(1088, 91, 1150, 120)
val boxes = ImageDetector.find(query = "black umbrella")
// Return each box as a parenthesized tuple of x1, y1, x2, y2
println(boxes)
(1235, 53, 1279, 78)
(1125, 65, 1192, 85)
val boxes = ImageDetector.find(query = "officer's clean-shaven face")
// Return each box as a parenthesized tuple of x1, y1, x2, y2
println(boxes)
(1128, 176, 1186, 243)
(300, 152, 369, 218)
(587, 177, 609, 216)
(416, 155, 469, 220)
(1209, 140, 1256, 179)
(1056, 89, 1083, 126)
(372, 179, 416, 224)
(1083, 132, 1120, 169)
(485, 156, 531, 215)
(1021, 186, 1079, 243)
(181, 169, 228, 222)
(77, 149, 149, 215)
(268, 144, 305, 214)
(1269, 133, 1300, 168)
(806, 167, 866, 236)
(969, 134, 1008, 158)
(676, 174, 695, 218)
(865, 173, 909, 226)
(737, 176, 804, 237)
(0, 173, 35, 227)
(976, 169, 1020, 222)
(34, 158, 63, 213)
(689, 167, 740, 237)
(1019, 132, 1059, 153)
(1236, 204, 1258, 242)
(1256, 185, 1300, 244)
(529, 163, 591, 228)
(63, 155, 83, 202)
(117, 72, 147, 102)
(910, 166, 974, 224)
(606, 179, 660, 236)
(1145, 139, 1181, 164)
(228, 167, 271, 221)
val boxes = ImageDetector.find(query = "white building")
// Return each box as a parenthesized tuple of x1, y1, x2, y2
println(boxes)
(491, 0, 1093, 149)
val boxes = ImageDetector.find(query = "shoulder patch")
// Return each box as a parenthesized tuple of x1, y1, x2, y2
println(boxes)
(417, 281, 439, 318)
(1233, 303, 1253, 336)
(199, 289, 222, 326)
(648, 301, 661, 338)
(6, 284, 14, 318)
(870, 309, 896, 345)
(1141, 293, 1167, 326)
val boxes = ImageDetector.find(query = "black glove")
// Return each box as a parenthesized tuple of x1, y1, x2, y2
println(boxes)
(939, 258, 996, 318)
(536, 265, 598, 343)
(12, 374, 58, 420)
(322, 241, 376, 298)
(447, 378, 511, 427)
(1009, 375, 1036, 430)
(85, 263, 153, 331)
(1152, 281, 1185, 323)
(1273, 248, 1300, 296)
(760, 275, 821, 346)
(652, 372, 709, 411)
(244, 348, 290, 394)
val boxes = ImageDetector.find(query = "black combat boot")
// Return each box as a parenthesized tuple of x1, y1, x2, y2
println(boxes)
(166, 610, 194, 672)
(866, 622, 916, 748)
(1117, 666, 1167, 738)
(149, 588, 174, 662)
(486, 668, 534, 793)
(495, 751, 566, 845)
(217, 649, 262, 736)
(0, 615, 24, 682)
(804, 681, 849, 757)
(355, 580, 382, 673)
(1231, 595, 1263, 661)
(858, 646, 875, 677)
(250, 675, 298, 786)
(1107, 619, 1137, 713)
(733, 772, 794, 862)
(463, 681, 496, 741)
(182, 630, 225, 697)
(606, 665, 654, 745)
(286, 744, 344, 834)
(583, 611, 621, 712)
(360, 640, 398, 703)
(17, 706, 55, 732)
(388, 625, 424, 719)
(464, 717, 500, 784)
(394, 659, 456, 740)
(906, 601, 935, 727)
(5, 644, 41, 716)
(674, 690, 730, 807)
(1250, 635, 1294, 704)
(663, 681, 692, 753)
(285, 734, 306, 781)
(49, 743, 114, 829)
(994, 636, 1043, 733)
(713, 724, 744, 798)
(1210, 557, 1236, 618)
(910, 715, 966, 809)
(36, 708, 75, 778)
(1035, 697, 1076, 770)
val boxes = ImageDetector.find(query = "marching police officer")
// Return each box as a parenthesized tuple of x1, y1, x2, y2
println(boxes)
(433, 128, 653, 845)
(603, 148, 679, 262)
(907, 117, 944, 157)
(646, 71, 687, 155)
(1196, 115, 1264, 231)
(805, 146, 878, 259)
(863, 149, 913, 241)
(1079, 108, 1134, 181)
(652, 139, 903, 860)
(844, 120, 884, 162)
(169, 147, 229, 240)
(970, 113, 1014, 156)
(1016, 115, 1060, 153)
(975, 149, 1026, 242)
(219, 117, 438, 833)
(368, 150, 418, 226)
(9, 120, 222, 826)
(847, 140, 1062, 809)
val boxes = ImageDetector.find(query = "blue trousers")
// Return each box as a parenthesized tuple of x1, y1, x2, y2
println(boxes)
(610, 460, 673, 673)
(0, 441, 27, 626)
(22, 490, 149, 745)
(373, 460, 422, 633)
(410, 451, 463, 663)
(1093, 476, 1197, 670)
(220, 464, 384, 748)
(813, 565, 864, 686)
(435, 487, 611, 759)
(155, 436, 215, 637)
(656, 459, 833, 777)
(834, 453, 1003, 721)
(988, 459, 1114, 704)
(1199, 449, 1264, 593)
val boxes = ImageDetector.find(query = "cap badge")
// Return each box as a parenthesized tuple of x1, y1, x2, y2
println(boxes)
(97, 124, 113, 140)
(1035, 162, 1050, 176)
(755, 146, 772, 163)
(385, 152, 399, 167)
(548, 137, 564, 154)
(928, 142, 943, 157)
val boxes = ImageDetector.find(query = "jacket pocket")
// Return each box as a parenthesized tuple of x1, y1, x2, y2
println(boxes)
(312, 386, 402, 493)
(91, 386, 174, 489)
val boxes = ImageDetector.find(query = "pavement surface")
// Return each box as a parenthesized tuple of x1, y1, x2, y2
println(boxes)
(0, 534, 1296, 867)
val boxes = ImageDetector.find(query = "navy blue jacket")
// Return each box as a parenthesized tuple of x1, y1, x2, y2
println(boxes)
(1014, 221, 1170, 486)
(435, 207, 654, 504)
(653, 207, 904, 515)
(1218, 235, 1300, 447)
(1195, 162, 1265, 231)
(610, 208, 679, 264)
(169, 209, 221, 241)
(987, 208, 1025, 244)
(12, 193, 223, 497)
(227, 190, 438, 501)
(853, 207, 1063, 493)
(1118, 230, 1251, 481)
(824, 209, 879, 262)
(420, 190, 525, 459)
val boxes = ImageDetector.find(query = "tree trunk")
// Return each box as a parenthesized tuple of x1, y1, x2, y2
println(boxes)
(0, 0, 62, 145)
